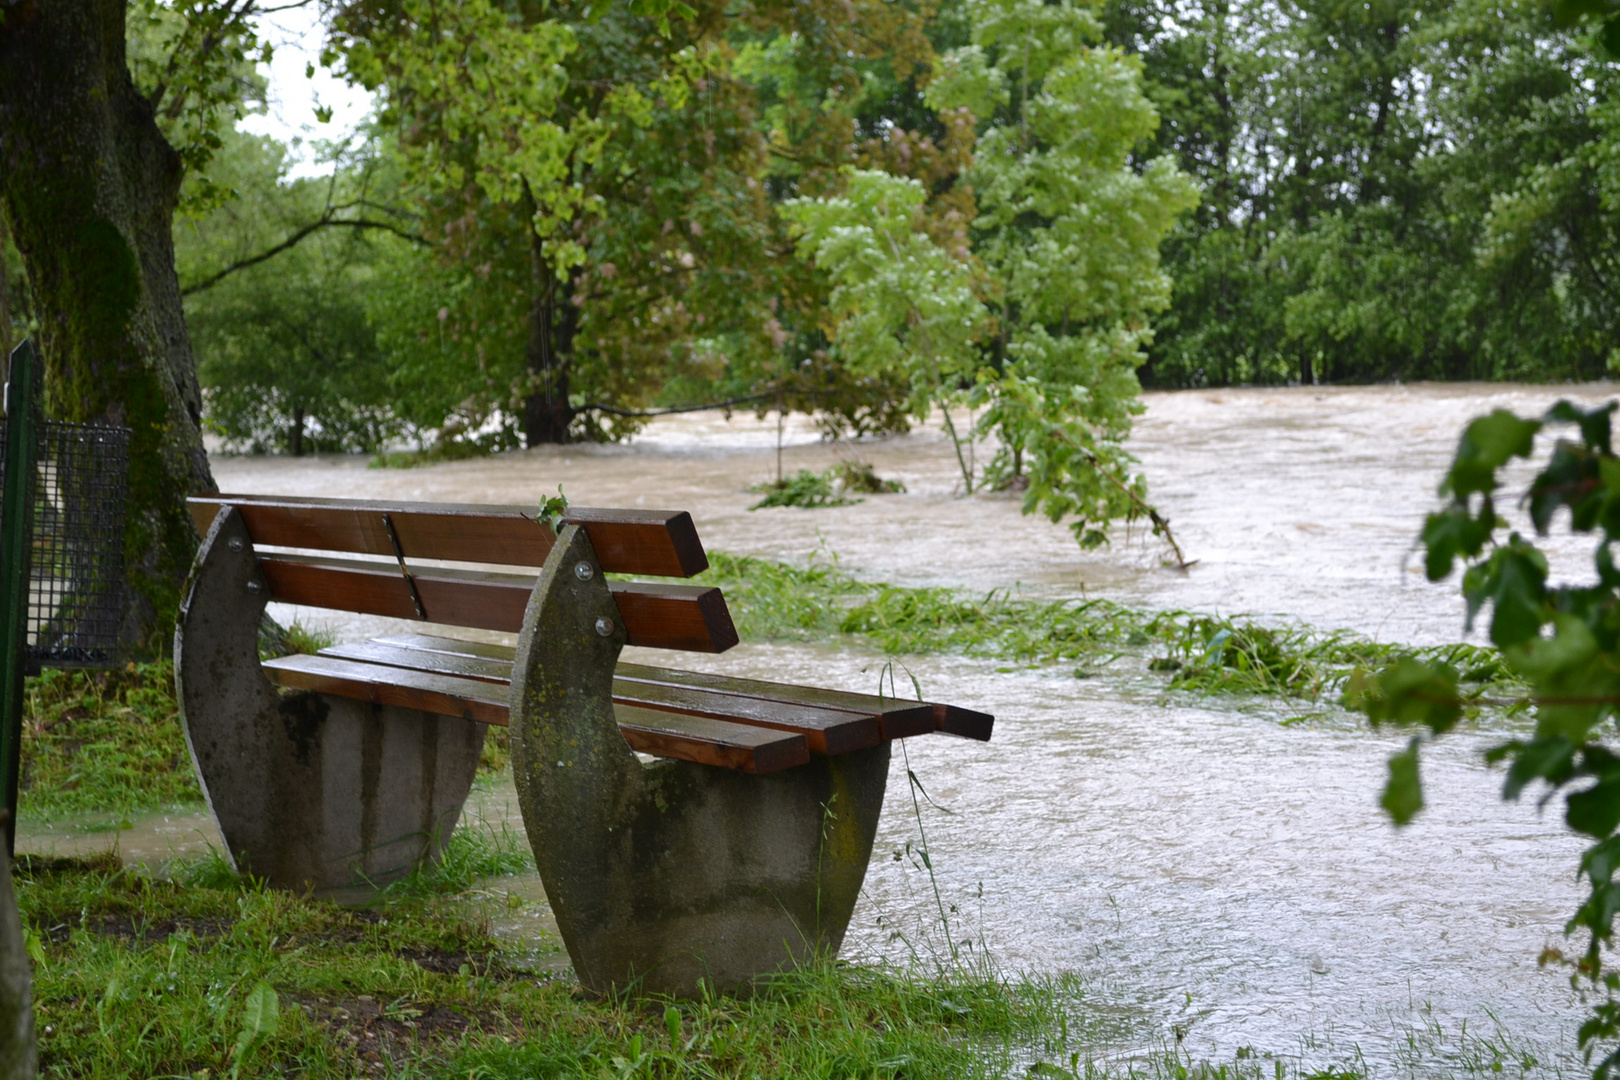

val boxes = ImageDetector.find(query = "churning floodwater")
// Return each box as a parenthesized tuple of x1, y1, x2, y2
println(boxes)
(25, 382, 1620, 1074)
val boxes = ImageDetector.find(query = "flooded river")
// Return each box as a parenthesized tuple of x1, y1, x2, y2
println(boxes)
(26, 382, 1620, 1074)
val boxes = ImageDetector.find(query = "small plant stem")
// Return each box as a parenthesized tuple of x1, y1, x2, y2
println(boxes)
(901, 739, 958, 965)
(1053, 430, 1191, 569)
(938, 403, 974, 496)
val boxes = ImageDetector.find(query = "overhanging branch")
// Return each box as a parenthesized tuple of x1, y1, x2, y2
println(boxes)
(181, 215, 428, 297)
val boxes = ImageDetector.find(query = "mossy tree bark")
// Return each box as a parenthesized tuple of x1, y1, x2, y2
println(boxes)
(0, 0, 217, 651)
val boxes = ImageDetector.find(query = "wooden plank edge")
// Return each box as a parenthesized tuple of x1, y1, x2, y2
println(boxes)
(934, 702, 994, 741)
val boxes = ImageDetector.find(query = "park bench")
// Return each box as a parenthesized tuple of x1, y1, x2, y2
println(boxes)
(176, 493, 992, 994)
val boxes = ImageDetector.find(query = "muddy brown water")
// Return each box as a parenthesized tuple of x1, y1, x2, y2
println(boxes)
(23, 383, 1620, 1073)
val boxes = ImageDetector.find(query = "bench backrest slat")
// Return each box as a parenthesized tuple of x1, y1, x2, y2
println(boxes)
(190, 494, 709, 577)
(259, 554, 739, 653)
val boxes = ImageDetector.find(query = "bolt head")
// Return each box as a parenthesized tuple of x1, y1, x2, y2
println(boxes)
(227, 537, 245, 552)
(574, 561, 595, 581)
(246, 579, 264, 594)
(594, 616, 614, 637)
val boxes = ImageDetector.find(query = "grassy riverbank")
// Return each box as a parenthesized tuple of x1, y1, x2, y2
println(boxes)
(20, 844, 1082, 1078)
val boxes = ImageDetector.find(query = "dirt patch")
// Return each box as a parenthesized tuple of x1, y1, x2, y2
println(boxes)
(395, 945, 516, 978)
(35, 914, 234, 945)
(293, 994, 515, 1075)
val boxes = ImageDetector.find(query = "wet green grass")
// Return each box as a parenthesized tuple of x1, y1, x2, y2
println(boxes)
(20, 845, 1084, 1079)
(19, 660, 200, 820)
(699, 551, 1524, 709)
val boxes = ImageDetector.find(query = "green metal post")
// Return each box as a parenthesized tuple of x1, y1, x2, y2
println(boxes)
(0, 341, 40, 857)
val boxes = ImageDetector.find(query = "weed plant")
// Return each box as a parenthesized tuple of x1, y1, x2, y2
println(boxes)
(748, 469, 862, 509)
(747, 463, 905, 509)
(836, 460, 906, 494)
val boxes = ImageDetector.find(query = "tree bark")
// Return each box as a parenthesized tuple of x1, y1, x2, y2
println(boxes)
(0, 0, 217, 652)
(0, 215, 13, 359)
(521, 182, 575, 446)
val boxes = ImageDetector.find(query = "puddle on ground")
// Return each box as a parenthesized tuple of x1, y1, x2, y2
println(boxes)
(70, 383, 1620, 1072)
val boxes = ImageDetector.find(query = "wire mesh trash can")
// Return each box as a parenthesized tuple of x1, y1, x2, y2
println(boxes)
(0, 339, 134, 854)
(0, 420, 130, 668)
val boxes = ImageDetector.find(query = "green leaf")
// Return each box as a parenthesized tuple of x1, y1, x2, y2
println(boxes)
(1382, 737, 1424, 825)
(1545, 400, 1616, 455)
(1444, 410, 1540, 499)
(536, 485, 569, 532)
(1354, 657, 1461, 733)
(1464, 540, 1548, 648)
(230, 981, 280, 1078)
(1420, 506, 1492, 582)
(22, 927, 45, 971)
(1502, 736, 1575, 800)
(1580, 834, 1620, 887)
(1569, 777, 1620, 840)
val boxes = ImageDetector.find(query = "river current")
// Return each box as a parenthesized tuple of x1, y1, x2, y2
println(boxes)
(26, 382, 1620, 1075)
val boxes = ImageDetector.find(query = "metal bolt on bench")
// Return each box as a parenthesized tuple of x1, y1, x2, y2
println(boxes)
(176, 492, 992, 996)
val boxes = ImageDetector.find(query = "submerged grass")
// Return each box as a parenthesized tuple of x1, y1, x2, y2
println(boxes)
(699, 551, 1524, 708)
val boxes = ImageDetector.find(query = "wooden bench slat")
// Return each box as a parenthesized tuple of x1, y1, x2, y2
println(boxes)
(263, 653, 512, 725)
(321, 640, 881, 755)
(370, 632, 978, 741)
(256, 554, 738, 653)
(190, 495, 709, 577)
(261, 655, 807, 774)
(612, 705, 810, 774)
(613, 662, 941, 741)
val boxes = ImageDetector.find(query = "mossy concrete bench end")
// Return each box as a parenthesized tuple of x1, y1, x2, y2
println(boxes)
(175, 493, 993, 996)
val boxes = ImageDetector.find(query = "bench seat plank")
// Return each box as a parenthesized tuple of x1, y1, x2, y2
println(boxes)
(256, 554, 739, 653)
(261, 654, 808, 774)
(190, 494, 708, 577)
(370, 632, 991, 742)
(321, 640, 882, 755)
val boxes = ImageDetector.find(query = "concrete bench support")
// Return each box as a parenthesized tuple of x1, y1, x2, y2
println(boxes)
(174, 508, 485, 891)
(511, 524, 889, 997)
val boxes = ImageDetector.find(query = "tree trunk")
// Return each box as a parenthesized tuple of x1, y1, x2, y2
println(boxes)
(521, 183, 575, 446)
(0, 215, 12, 359)
(0, 0, 217, 653)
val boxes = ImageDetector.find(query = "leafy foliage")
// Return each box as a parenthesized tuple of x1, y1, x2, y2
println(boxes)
(1346, 399, 1620, 1076)
(785, 1, 1198, 548)
(1107, 0, 1620, 387)
(745, 466, 900, 509)
(782, 169, 984, 488)
(179, 132, 416, 454)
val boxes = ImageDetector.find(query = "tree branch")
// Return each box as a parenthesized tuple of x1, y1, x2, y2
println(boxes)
(181, 215, 429, 297)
